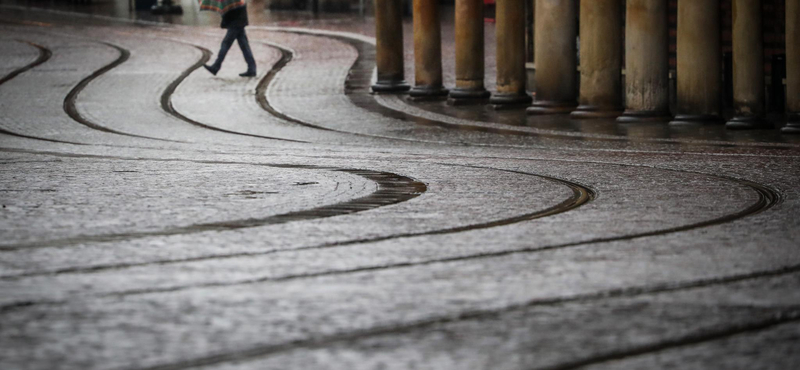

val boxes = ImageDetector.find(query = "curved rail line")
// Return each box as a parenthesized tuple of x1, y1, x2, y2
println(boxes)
(253, 28, 798, 152)
(0, 153, 782, 323)
(0, 40, 50, 84)
(253, 40, 453, 146)
(0, 164, 426, 252)
(102, 165, 785, 370)
(0, 150, 778, 286)
(540, 309, 800, 370)
(63, 41, 181, 143)
(161, 43, 306, 143)
(56, 167, 777, 298)
(0, 40, 87, 145)
(0, 159, 593, 277)
(0, 160, 592, 312)
(324, 33, 798, 151)
(0, 161, 782, 338)
(5, 10, 800, 154)
(254, 43, 335, 133)
(118, 265, 800, 370)
(4, 24, 798, 159)
(0, 25, 795, 368)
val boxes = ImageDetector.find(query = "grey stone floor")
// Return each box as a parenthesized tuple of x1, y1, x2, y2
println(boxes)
(0, 4, 799, 370)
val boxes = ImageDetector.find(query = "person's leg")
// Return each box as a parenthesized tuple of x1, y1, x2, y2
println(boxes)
(206, 28, 238, 74)
(236, 27, 257, 75)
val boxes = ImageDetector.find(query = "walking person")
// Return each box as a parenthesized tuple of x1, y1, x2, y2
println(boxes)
(200, 0, 257, 77)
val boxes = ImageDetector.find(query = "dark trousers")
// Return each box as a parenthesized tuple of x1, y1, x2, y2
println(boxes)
(212, 26, 256, 72)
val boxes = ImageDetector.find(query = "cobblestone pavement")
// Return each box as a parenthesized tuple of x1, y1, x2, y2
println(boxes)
(1, 4, 800, 370)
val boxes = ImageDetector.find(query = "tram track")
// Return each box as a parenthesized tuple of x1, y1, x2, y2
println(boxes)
(538, 309, 800, 370)
(0, 153, 591, 257)
(0, 148, 778, 284)
(63, 41, 182, 143)
(251, 38, 460, 146)
(1, 166, 774, 302)
(0, 40, 50, 85)
(0, 159, 427, 252)
(2, 24, 300, 145)
(323, 31, 799, 151)
(0, 147, 782, 320)
(4, 11, 800, 155)
(248, 27, 800, 152)
(0, 39, 88, 146)
(160, 42, 307, 143)
(114, 265, 800, 370)
(3, 22, 798, 158)
(0, 15, 797, 369)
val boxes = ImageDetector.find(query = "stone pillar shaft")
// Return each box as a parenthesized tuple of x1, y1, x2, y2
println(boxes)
(617, 0, 671, 123)
(372, 0, 410, 92)
(572, 0, 623, 119)
(449, 0, 490, 103)
(784, 0, 800, 132)
(528, 0, 577, 114)
(672, 0, 722, 124)
(411, 0, 448, 98)
(490, 0, 531, 107)
(727, 0, 769, 129)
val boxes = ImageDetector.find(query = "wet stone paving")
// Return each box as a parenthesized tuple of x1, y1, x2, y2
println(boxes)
(0, 4, 800, 370)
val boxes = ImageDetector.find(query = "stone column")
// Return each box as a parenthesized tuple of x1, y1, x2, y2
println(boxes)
(449, 0, 491, 104)
(727, 0, 769, 129)
(670, 0, 722, 125)
(490, 0, 532, 108)
(617, 0, 671, 123)
(410, 0, 448, 99)
(571, 0, 623, 119)
(528, 0, 577, 115)
(783, 0, 800, 133)
(372, 0, 410, 93)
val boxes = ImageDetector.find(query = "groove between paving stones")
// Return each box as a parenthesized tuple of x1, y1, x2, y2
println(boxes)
(114, 265, 800, 370)
(62, 41, 180, 143)
(0, 166, 426, 252)
(161, 42, 307, 143)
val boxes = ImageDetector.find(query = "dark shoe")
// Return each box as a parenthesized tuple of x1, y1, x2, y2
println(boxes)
(239, 70, 256, 77)
(203, 64, 219, 76)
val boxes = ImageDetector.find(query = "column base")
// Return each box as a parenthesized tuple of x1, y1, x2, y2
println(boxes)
(570, 105, 623, 119)
(725, 116, 773, 130)
(526, 100, 577, 115)
(371, 80, 411, 94)
(489, 93, 532, 110)
(669, 114, 723, 126)
(781, 114, 800, 134)
(447, 88, 491, 106)
(616, 110, 673, 123)
(408, 85, 449, 101)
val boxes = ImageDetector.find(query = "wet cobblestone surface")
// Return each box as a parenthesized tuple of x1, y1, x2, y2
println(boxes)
(0, 3, 799, 370)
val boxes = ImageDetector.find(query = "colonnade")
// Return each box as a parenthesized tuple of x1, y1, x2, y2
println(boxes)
(372, 0, 800, 132)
